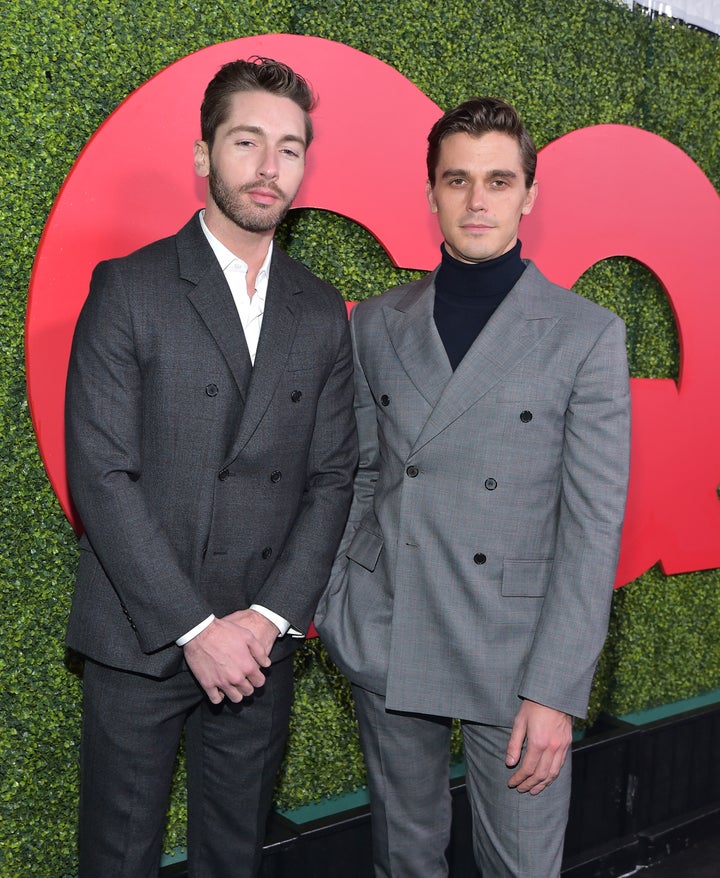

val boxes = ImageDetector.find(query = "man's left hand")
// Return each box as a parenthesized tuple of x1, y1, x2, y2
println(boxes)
(505, 699, 572, 795)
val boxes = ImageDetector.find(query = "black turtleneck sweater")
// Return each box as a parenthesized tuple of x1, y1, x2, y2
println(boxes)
(433, 240, 526, 371)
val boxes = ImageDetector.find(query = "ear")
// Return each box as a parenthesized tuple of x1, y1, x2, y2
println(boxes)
(521, 180, 538, 216)
(426, 179, 438, 214)
(194, 140, 210, 178)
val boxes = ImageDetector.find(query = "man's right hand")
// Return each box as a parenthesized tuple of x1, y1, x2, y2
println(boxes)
(183, 616, 271, 704)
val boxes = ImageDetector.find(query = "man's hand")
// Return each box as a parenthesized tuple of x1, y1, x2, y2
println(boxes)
(225, 608, 280, 657)
(183, 615, 272, 705)
(505, 699, 572, 795)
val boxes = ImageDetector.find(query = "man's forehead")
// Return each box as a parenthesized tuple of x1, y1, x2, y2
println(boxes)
(221, 90, 305, 132)
(438, 130, 523, 166)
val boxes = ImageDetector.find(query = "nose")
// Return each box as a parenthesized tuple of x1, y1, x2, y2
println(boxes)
(468, 184, 487, 213)
(257, 147, 279, 181)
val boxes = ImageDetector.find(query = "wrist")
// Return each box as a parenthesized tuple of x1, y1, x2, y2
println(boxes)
(176, 614, 216, 646)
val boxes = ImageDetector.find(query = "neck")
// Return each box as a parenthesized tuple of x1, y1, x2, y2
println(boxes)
(437, 240, 524, 300)
(203, 202, 274, 277)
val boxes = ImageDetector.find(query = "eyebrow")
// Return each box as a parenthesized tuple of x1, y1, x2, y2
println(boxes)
(225, 124, 306, 147)
(440, 168, 518, 180)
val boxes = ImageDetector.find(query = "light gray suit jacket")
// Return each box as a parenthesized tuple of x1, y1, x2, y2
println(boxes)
(315, 261, 631, 726)
(65, 213, 357, 678)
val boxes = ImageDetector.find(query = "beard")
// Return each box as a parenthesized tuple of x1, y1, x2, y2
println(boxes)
(208, 165, 295, 233)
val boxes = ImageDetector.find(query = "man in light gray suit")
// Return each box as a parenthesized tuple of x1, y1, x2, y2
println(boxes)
(315, 98, 631, 877)
(65, 58, 356, 878)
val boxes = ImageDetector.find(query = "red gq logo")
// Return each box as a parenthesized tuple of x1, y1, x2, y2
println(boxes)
(26, 34, 720, 587)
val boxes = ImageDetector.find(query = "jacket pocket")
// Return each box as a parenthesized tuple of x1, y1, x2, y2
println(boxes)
(346, 526, 384, 572)
(501, 559, 553, 597)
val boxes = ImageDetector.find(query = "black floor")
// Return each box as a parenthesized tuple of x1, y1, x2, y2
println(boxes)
(629, 832, 720, 877)
(160, 807, 720, 877)
(566, 812, 720, 878)
(162, 824, 720, 877)
(163, 835, 720, 877)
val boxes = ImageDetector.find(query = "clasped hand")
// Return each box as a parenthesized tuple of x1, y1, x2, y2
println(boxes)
(183, 609, 278, 704)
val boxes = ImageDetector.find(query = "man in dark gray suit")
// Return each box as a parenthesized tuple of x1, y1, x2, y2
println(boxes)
(65, 57, 357, 878)
(315, 98, 631, 876)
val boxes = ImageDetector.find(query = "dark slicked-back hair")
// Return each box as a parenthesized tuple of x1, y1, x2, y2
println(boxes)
(200, 56, 317, 151)
(427, 97, 536, 189)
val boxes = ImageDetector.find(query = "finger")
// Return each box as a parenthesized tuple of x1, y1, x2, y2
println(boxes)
(220, 683, 246, 704)
(234, 673, 259, 696)
(516, 744, 559, 794)
(246, 636, 272, 669)
(508, 764, 532, 789)
(205, 685, 226, 705)
(507, 743, 541, 789)
(505, 720, 526, 768)
(244, 665, 267, 689)
(225, 664, 267, 696)
(528, 763, 561, 796)
(228, 621, 272, 668)
(527, 743, 569, 795)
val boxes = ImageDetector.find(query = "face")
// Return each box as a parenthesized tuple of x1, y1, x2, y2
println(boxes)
(194, 90, 307, 234)
(427, 131, 538, 263)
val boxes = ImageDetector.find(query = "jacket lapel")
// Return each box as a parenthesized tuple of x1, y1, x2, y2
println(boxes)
(178, 215, 253, 400)
(383, 270, 453, 408)
(226, 247, 299, 461)
(411, 262, 560, 454)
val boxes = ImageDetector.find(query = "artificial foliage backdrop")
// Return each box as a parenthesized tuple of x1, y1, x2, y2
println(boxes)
(1, 1, 719, 875)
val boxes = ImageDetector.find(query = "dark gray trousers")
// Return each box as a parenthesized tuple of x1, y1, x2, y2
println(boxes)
(79, 656, 293, 878)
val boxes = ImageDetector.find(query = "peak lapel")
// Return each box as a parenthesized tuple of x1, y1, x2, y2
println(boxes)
(411, 263, 560, 454)
(178, 216, 253, 401)
(383, 271, 453, 409)
(226, 248, 299, 461)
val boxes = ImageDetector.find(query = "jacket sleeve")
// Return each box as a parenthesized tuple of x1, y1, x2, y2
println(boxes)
(323, 305, 381, 585)
(518, 314, 631, 718)
(65, 260, 213, 653)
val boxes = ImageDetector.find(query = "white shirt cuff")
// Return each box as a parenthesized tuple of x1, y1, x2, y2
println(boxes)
(250, 605, 303, 638)
(176, 614, 215, 646)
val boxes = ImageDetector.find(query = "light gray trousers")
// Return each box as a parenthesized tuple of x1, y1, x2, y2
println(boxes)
(352, 685, 571, 877)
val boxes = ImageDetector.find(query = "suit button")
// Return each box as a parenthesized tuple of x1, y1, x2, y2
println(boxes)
(270, 470, 282, 483)
(262, 546, 273, 559)
(484, 478, 497, 490)
(406, 465, 419, 478)
(474, 553, 487, 564)
(218, 468, 230, 481)
(520, 410, 533, 423)
(380, 394, 390, 406)
(205, 383, 219, 397)
(291, 390, 302, 403)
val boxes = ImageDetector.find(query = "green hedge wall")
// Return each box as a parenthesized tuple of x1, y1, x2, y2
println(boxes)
(1, 1, 719, 874)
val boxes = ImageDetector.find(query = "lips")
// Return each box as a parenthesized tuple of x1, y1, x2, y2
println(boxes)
(246, 188, 281, 205)
(238, 179, 285, 205)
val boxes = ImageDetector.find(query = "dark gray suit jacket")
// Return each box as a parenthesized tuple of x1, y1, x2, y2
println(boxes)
(315, 262, 631, 726)
(65, 213, 357, 678)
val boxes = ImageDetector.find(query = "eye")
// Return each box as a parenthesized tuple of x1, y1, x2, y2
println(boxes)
(491, 178, 509, 188)
(449, 177, 466, 186)
(280, 147, 301, 159)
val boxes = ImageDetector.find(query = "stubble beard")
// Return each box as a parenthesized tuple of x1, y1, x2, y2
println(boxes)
(209, 166, 294, 233)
